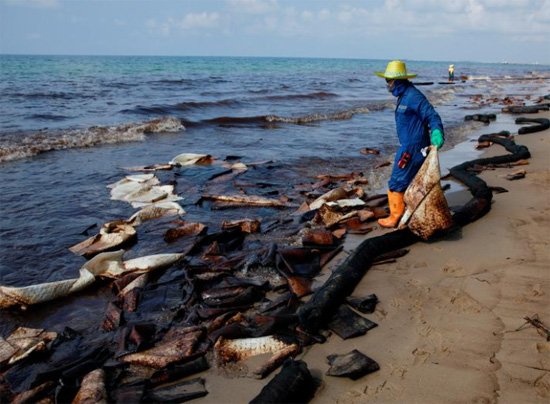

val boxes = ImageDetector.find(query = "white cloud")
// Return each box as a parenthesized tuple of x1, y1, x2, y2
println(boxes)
(225, 0, 279, 14)
(179, 12, 219, 30)
(146, 12, 219, 36)
(337, 10, 353, 22)
(318, 9, 330, 20)
(483, 0, 531, 8)
(145, 18, 172, 36)
(465, 0, 486, 27)
(161, 18, 173, 36)
(302, 10, 313, 20)
(114, 18, 126, 27)
(284, 1, 550, 42)
(142, 1, 549, 48)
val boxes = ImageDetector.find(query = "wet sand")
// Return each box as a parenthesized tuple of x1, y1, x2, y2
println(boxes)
(303, 110, 550, 404)
(200, 110, 550, 403)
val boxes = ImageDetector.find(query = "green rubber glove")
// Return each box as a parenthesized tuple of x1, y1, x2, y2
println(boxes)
(431, 129, 444, 150)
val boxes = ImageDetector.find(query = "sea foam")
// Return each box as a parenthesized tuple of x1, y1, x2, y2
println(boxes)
(0, 117, 184, 163)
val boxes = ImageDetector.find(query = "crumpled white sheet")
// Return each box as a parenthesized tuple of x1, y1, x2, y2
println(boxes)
(0, 250, 183, 309)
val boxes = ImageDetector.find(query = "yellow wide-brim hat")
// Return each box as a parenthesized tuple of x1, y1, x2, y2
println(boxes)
(374, 60, 418, 79)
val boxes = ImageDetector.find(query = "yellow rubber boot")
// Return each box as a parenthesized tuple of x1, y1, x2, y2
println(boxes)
(378, 190, 405, 228)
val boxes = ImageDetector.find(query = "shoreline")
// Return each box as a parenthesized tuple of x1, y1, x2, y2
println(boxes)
(304, 109, 550, 404)
(198, 109, 550, 403)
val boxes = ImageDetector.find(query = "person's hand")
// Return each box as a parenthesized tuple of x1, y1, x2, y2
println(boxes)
(431, 129, 444, 150)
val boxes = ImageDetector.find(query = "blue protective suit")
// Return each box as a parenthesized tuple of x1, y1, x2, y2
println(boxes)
(388, 80, 444, 192)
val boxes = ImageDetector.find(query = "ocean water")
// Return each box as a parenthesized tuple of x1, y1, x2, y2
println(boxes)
(0, 55, 548, 334)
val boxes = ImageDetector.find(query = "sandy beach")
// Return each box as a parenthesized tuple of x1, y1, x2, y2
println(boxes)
(198, 110, 550, 404)
(305, 110, 550, 404)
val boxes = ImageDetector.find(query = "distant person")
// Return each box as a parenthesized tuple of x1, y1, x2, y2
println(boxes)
(448, 64, 455, 81)
(374, 60, 445, 228)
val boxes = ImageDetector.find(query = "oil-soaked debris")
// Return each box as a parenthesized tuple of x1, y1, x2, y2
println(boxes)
(328, 305, 378, 340)
(489, 186, 509, 194)
(397, 147, 453, 240)
(169, 152, 213, 167)
(203, 193, 295, 208)
(249, 359, 317, 404)
(164, 220, 207, 243)
(123, 163, 174, 172)
(69, 221, 137, 258)
(0, 327, 57, 368)
(128, 202, 186, 226)
(221, 218, 261, 233)
(9, 381, 55, 404)
(326, 349, 380, 380)
(372, 248, 410, 265)
(115, 323, 157, 358)
(119, 326, 206, 369)
(71, 368, 108, 404)
(504, 169, 526, 180)
(0, 147, 424, 403)
(360, 147, 380, 155)
(145, 377, 208, 403)
(345, 294, 379, 314)
(375, 161, 391, 168)
(214, 335, 300, 379)
(150, 356, 210, 386)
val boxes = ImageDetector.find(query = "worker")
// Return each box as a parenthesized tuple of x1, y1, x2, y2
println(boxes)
(374, 60, 445, 228)
(448, 64, 455, 81)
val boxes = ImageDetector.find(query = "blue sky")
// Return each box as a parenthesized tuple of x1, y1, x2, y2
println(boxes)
(1, 0, 549, 64)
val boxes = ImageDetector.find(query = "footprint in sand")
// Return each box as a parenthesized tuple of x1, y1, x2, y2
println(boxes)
(412, 348, 431, 365)
(442, 258, 465, 276)
(512, 295, 528, 305)
(364, 380, 405, 399)
(409, 298, 424, 313)
(389, 364, 408, 380)
(390, 297, 405, 308)
(336, 390, 365, 404)
(529, 283, 545, 297)
(417, 322, 436, 338)
(375, 307, 388, 320)
(449, 292, 483, 313)
(534, 372, 550, 399)
(407, 278, 422, 286)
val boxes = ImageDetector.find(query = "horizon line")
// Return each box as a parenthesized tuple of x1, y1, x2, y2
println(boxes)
(0, 53, 547, 66)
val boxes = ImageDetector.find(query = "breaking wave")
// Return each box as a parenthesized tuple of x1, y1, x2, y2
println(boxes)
(260, 91, 339, 101)
(0, 117, 184, 163)
(265, 107, 370, 124)
(121, 92, 339, 116)
(196, 106, 372, 127)
(426, 86, 457, 105)
(121, 98, 244, 115)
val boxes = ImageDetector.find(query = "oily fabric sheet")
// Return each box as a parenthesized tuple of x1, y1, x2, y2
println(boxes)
(398, 147, 453, 239)
(0, 251, 183, 309)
